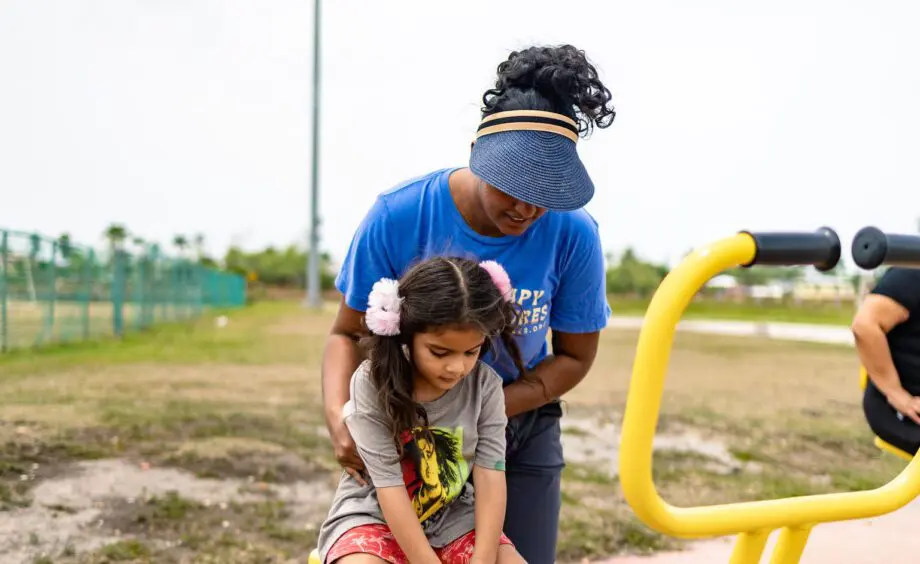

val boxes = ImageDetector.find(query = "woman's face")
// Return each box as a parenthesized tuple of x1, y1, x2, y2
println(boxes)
(478, 182, 547, 236)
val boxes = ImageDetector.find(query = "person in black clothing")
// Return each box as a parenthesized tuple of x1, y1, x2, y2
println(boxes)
(852, 267, 920, 455)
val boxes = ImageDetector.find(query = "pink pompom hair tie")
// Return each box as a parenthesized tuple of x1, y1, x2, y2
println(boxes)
(365, 278, 402, 336)
(479, 260, 513, 302)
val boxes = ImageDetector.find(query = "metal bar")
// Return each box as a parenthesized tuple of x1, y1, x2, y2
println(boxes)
(112, 250, 125, 337)
(620, 232, 920, 539)
(168, 261, 179, 321)
(48, 240, 57, 342)
(83, 249, 93, 340)
(306, 0, 322, 308)
(195, 264, 204, 317)
(134, 253, 143, 330)
(0, 230, 7, 353)
(769, 526, 812, 564)
(729, 531, 769, 564)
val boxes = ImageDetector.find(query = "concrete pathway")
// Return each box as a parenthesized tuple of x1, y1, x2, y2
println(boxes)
(605, 498, 920, 563)
(599, 315, 919, 563)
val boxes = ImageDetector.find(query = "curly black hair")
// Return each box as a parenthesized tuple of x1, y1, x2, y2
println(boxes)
(481, 44, 616, 137)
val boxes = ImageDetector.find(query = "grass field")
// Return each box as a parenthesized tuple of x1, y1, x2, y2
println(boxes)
(1, 300, 200, 352)
(610, 296, 856, 325)
(1, 293, 856, 355)
(0, 301, 903, 563)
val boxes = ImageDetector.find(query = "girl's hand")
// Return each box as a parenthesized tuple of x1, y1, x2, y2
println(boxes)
(376, 487, 441, 564)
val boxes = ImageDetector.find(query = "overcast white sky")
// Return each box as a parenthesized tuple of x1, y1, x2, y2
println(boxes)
(2, 1, 919, 271)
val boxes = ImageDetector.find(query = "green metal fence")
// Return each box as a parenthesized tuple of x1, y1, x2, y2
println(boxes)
(0, 228, 247, 353)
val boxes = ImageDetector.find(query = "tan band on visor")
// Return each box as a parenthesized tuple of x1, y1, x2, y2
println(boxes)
(475, 110, 579, 143)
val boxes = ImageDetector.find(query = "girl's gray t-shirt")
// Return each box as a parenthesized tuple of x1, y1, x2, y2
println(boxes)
(316, 359, 508, 560)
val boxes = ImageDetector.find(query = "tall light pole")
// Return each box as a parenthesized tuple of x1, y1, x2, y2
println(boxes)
(306, 0, 322, 308)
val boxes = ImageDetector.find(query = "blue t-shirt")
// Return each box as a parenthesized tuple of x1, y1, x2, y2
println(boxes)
(335, 168, 611, 384)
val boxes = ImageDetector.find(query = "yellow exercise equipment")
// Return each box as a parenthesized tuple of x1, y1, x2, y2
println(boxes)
(858, 365, 914, 461)
(619, 226, 920, 564)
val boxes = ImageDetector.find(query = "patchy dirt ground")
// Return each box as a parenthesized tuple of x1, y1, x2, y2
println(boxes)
(560, 415, 753, 479)
(0, 303, 910, 563)
(0, 458, 333, 563)
(0, 415, 744, 564)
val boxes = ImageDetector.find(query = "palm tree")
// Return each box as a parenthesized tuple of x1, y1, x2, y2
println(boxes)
(58, 233, 73, 260)
(173, 235, 189, 258)
(104, 224, 128, 255)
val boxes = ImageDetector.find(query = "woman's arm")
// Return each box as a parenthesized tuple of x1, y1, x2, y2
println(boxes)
(323, 196, 400, 481)
(853, 294, 908, 396)
(504, 215, 607, 417)
(377, 487, 441, 564)
(471, 465, 507, 563)
(322, 298, 369, 482)
(852, 293, 920, 423)
(503, 330, 598, 418)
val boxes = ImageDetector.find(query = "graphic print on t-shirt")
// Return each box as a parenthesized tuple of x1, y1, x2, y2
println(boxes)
(399, 426, 469, 523)
(509, 287, 550, 336)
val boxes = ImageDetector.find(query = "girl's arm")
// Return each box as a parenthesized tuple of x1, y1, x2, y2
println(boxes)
(471, 465, 507, 563)
(345, 368, 440, 561)
(473, 366, 511, 562)
(377, 487, 441, 564)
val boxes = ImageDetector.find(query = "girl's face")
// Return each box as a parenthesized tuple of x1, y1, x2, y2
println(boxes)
(478, 182, 547, 236)
(411, 326, 486, 399)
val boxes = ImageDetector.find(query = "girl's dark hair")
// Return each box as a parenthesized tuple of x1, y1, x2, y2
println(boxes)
(361, 256, 526, 451)
(481, 44, 616, 137)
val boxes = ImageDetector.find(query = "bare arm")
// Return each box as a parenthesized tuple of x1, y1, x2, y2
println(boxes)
(852, 294, 920, 423)
(503, 330, 599, 418)
(376, 487, 441, 564)
(471, 465, 507, 563)
(322, 296, 369, 478)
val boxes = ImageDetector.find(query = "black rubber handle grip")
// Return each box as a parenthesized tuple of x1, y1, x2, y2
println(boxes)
(851, 226, 920, 269)
(739, 227, 841, 271)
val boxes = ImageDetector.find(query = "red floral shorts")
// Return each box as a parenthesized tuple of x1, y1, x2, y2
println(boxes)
(326, 523, 514, 564)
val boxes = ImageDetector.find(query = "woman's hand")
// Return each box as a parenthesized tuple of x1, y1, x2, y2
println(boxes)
(887, 388, 920, 425)
(329, 417, 367, 485)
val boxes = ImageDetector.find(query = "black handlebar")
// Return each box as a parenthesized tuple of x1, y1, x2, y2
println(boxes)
(851, 226, 920, 270)
(739, 227, 841, 271)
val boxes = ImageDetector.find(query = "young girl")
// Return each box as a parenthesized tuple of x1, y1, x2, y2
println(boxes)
(317, 256, 529, 564)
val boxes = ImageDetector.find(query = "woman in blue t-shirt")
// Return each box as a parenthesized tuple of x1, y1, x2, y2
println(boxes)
(322, 44, 616, 564)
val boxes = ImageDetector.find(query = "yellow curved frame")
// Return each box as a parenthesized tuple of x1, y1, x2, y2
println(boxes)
(619, 232, 920, 564)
